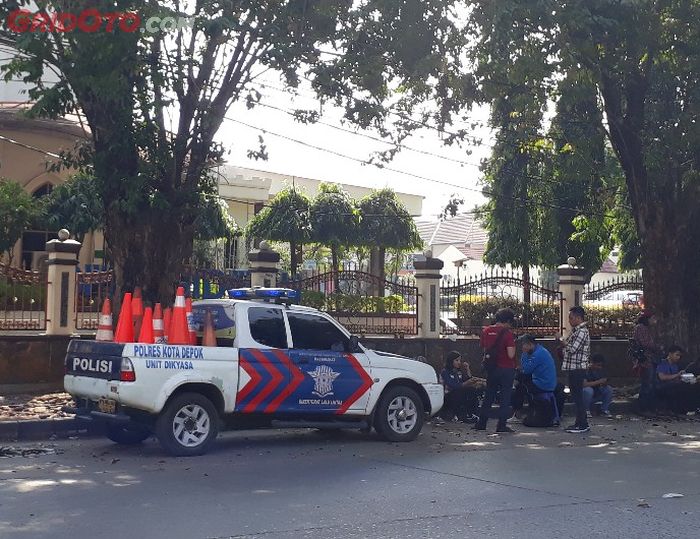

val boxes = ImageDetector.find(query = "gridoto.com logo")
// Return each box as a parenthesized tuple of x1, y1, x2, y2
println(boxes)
(6, 9, 192, 33)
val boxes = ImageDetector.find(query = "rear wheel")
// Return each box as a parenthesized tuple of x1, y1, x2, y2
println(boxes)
(105, 423, 151, 445)
(155, 393, 219, 456)
(374, 386, 424, 442)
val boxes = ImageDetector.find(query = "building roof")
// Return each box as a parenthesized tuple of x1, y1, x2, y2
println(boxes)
(414, 213, 489, 248)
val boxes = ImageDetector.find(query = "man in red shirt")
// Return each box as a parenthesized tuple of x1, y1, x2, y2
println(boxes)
(475, 308, 517, 433)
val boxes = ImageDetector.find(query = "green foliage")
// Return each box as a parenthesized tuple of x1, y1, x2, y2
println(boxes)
(310, 183, 358, 249)
(299, 291, 408, 314)
(193, 193, 238, 241)
(0, 279, 46, 307)
(0, 180, 40, 257)
(456, 297, 561, 330)
(357, 188, 422, 251)
(247, 188, 312, 245)
(40, 172, 103, 242)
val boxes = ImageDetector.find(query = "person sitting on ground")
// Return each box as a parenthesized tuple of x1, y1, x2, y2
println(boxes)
(439, 351, 481, 423)
(517, 334, 559, 427)
(656, 346, 700, 414)
(583, 354, 613, 417)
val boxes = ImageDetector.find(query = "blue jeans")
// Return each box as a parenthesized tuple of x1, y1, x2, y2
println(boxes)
(477, 367, 516, 428)
(583, 385, 613, 413)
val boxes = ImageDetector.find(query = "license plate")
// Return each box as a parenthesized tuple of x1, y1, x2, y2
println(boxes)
(97, 398, 116, 414)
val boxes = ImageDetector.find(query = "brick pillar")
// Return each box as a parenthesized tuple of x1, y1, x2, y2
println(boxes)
(44, 229, 81, 335)
(413, 250, 444, 338)
(247, 241, 280, 288)
(557, 257, 587, 336)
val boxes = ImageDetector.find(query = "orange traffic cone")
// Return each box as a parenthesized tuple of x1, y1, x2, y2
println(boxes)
(163, 307, 172, 344)
(132, 286, 144, 337)
(96, 298, 114, 342)
(153, 303, 165, 344)
(169, 287, 190, 345)
(185, 297, 197, 345)
(202, 309, 217, 347)
(138, 306, 154, 343)
(114, 293, 135, 343)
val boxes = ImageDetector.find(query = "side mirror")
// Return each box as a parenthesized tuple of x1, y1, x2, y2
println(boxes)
(349, 335, 362, 353)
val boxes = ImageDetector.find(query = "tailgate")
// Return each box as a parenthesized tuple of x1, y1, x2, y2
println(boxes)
(65, 340, 125, 380)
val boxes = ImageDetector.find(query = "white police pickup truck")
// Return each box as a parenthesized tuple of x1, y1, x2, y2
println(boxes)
(63, 288, 443, 456)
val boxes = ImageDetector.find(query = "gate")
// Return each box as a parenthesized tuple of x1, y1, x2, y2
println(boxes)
(0, 262, 47, 331)
(440, 269, 563, 337)
(583, 276, 644, 338)
(286, 270, 418, 336)
(76, 268, 115, 330)
(180, 268, 251, 299)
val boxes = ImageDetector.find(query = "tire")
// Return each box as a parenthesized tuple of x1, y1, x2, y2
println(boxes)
(105, 423, 151, 445)
(374, 386, 425, 442)
(155, 392, 219, 456)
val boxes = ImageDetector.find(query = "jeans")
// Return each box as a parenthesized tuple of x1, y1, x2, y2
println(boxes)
(477, 367, 516, 428)
(582, 385, 613, 413)
(442, 387, 480, 420)
(637, 361, 657, 412)
(567, 369, 589, 428)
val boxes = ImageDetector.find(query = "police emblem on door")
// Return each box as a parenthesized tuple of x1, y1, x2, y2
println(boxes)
(309, 365, 340, 398)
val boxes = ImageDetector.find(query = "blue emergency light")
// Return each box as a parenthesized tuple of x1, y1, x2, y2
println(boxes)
(227, 287, 300, 303)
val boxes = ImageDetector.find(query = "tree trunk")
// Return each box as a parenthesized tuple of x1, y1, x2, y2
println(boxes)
(522, 265, 531, 304)
(290, 240, 298, 277)
(331, 244, 340, 292)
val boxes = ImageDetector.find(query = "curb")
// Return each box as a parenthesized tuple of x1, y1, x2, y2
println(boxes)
(0, 417, 105, 442)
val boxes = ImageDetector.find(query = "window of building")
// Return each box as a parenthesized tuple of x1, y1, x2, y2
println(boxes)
(287, 311, 349, 352)
(248, 307, 287, 348)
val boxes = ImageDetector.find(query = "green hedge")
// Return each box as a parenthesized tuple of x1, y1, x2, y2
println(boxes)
(299, 291, 410, 314)
(0, 280, 46, 308)
(456, 296, 560, 329)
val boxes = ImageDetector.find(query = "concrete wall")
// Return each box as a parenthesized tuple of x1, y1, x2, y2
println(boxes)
(0, 335, 73, 389)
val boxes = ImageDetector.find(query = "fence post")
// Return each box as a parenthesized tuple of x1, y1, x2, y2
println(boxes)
(247, 241, 280, 288)
(413, 250, 444, 338)
(44, 229, 81, 336)
(557, 256, 587, 336)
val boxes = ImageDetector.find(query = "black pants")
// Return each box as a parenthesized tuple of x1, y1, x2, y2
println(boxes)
(568, 369, 589, 428)
(443, 387, 480, 420)
(477, 367, 516, 429)
(656, 384, 700, 414)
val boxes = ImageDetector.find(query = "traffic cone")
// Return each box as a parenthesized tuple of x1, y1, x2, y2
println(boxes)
(95, 298, 114, 342)
(132, 286, 144, 337)
(202, 309, 217, 347)
(163, 307, 172, 344)
(138, 306, 155, 343)
(114, 293, 135, 343)
(153, 303, 165, 344)
(169, 287, 190, 345)
(186, 297, 197, 345)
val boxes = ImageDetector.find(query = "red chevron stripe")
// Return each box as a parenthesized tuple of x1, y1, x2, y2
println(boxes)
(236, 353, 262, 407)
(266, 350, 306, 413)
(336, 354, 373, 415)
(244, 349, 285, 413)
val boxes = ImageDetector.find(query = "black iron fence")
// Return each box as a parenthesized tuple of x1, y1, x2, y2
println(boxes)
(180, 268, 251, 299)
(583, 275, 644, 338)
(440, 269, 563, 337)
(75, 268, 115, 330)
(283, 269, 418, 336)
(0, 262, 47, 331)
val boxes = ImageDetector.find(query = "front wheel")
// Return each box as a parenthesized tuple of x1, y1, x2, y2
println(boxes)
(155, 393, 219, 456)
(105, 423, 151, 445)
(374, 386, 425, 442)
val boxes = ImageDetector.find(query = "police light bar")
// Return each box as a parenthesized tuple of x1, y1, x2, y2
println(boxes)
(227, 287, 300, 302)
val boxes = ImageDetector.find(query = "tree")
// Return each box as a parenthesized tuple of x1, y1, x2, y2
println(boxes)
(41, 172, 103, 243)
(0, 180, 40, 264)
(309, 183, 358, 284)
(357, 188, 422, 289)
(246, 188, 311, 276)
(460, 0, 700, 354)
(1, 0, 463, 303)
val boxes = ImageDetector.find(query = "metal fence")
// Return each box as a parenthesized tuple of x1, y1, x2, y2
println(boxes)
(75, 268, 115, 330)
(180, 268, 251, 299)
(440, 269, 563, 337)
(284, 269, 419, 337)
(0, 262, 47, 331)
(583, 275, 644, 338)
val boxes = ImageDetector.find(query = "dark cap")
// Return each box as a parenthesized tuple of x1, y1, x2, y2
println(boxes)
(446, 350, 462, 362)
(517, 333, 537, 345)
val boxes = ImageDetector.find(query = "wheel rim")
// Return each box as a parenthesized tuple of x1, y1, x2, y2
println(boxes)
(387, 396, 418, 434)
(172, 404, 210, 448)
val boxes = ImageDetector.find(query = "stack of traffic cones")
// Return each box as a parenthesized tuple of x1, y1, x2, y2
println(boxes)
(168, 287, 190, 345)
(114, 293, 135, 343)
(96, 298, 114, 342)
(153, 303, 165, 344)
(138, 306, 155, 343)
(185, 297, 197, 345)
(132, 286, 144, 337)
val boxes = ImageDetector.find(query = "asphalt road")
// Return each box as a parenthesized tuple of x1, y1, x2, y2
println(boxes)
(1, 416, 699, 539)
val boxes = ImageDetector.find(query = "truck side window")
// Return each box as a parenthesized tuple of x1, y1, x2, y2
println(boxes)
(248, 307, 287, 349)
(287, 312, 349, 352)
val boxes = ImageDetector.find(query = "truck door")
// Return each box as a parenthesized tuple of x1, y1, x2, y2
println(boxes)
(280, 311, 373, 415)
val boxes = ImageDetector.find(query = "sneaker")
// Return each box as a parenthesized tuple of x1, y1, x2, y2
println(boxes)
(565, 425, 591, 433)
(552, 420, 560, 428)
(586, 411, 593, 418)
(601, 410, 612, 417)
(496, 426, 515, 433)
(460, 414, 479, 424)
